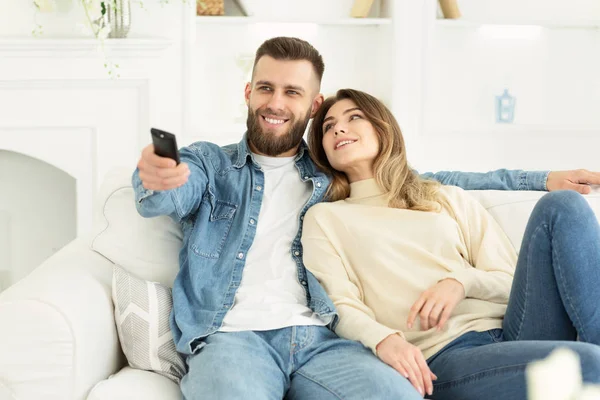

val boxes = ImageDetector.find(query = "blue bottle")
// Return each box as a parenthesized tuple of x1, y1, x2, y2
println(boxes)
(495, 89, 516, 123)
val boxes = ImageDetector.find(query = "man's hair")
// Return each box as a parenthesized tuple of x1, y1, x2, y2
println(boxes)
(253, 37, 325, 83)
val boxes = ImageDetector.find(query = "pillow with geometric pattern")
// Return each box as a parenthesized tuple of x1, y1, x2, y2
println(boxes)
(111, 264, 186, 383)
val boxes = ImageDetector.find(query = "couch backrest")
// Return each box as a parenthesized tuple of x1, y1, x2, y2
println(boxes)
(89, 169, 600, 286)
(469, 190, 600, 251)
(90, 168, 182, 287)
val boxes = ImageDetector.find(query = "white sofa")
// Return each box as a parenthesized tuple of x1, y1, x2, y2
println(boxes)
(1, 168, 599, 400)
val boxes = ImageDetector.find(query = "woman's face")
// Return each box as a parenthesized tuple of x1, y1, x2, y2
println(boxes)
(321, 98, 380, 183)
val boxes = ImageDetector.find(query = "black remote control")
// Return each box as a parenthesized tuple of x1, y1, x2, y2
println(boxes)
(150, 127, 180, 165)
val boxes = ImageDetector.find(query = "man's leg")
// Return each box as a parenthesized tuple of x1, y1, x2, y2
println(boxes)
(286, 326, 422, 400)
(427, 330, 600, 400)
(181, 330, 288, 400)
(503, 190, 600, 344)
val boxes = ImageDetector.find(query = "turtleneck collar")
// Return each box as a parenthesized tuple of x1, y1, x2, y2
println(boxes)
(349, 178, 387, 200)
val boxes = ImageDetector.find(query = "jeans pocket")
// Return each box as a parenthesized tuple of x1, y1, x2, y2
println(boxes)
(487, 328, 504, 343)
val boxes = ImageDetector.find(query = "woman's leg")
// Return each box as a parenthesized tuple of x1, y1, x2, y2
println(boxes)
(503, 190, 600, 344)
(427, 330, 600, 400)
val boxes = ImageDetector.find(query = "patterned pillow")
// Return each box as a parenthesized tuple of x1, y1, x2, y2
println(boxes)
(111, 264, 186, 383)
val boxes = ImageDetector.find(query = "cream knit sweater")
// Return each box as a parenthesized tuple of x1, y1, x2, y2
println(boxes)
(301, 179, 518, 359)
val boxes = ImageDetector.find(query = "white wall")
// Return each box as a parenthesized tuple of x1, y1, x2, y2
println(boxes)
(411, 0, 600, 173)
(188, 23, 391, 145)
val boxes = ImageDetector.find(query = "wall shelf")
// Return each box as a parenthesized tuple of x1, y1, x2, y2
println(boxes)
(425, 124, 600, 137)
(436, 19, 600, 30)
(196, 16, 391, 26)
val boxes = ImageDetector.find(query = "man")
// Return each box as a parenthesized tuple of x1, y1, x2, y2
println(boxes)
(134, 37, 600, 399)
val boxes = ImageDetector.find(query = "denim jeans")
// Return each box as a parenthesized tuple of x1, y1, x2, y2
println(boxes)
(180, 325, 421, 400)
(428, 191, 600, 400)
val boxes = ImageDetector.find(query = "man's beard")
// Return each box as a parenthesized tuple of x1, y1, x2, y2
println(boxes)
(246, 107, 311, 157)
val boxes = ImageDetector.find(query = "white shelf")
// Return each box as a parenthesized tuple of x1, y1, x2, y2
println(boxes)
(0, 37, 174, 58)
(436, 19, 600, 30)
(196, 16, 391, 26)
(426, 124, 600, 136)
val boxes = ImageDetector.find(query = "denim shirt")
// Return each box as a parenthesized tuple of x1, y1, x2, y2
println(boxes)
(132, 136, 549, 355)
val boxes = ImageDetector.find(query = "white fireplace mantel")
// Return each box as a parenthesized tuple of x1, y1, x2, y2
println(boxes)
(0, 0, 186, 292)
(0, 37, 174, 58)
(0, 35, 182, 237)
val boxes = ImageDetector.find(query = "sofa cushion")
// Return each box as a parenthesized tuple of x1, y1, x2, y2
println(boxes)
(112, 265, 185, 384)
(469, 190, 600, 252)
(87, 367, 180, 400)
(90, 168, 182, 287)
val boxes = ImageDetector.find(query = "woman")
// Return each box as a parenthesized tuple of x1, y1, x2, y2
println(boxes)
(301, 89, 600, 400)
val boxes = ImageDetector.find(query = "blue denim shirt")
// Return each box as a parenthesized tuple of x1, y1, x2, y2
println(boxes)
(132, 136, 549, 355)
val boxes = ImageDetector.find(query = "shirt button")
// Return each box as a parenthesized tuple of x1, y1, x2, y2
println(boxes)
(294, 251, 300, 256)
(256, 185, 262, 191)
(304, 176, 309, 180)
(237, 252, 244, 259)
(316, 182, 322, 188)
(301, 281, 307, 286)
(250, 219, 255, 225)
(300, 215, 304, 220)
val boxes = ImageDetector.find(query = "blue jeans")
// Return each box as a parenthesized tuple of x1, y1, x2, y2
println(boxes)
(180, 325, 421, 400)
(428, 191, 600, 400)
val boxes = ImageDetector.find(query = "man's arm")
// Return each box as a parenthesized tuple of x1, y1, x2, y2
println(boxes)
(419, 169, 600, 193)
(133, 144, 208, 222)
(419, 169, 548, 191)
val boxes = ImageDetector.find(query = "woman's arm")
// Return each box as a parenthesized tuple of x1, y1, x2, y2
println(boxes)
(441, 187, 518, 304)
(301, 207, 402, 354)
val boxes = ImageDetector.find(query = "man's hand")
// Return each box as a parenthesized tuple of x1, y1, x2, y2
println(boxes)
(547, 170, 600, 194)
(407, 278, 465, 332)
(137, 144, 190, 191)
(376, 333, 437, 397)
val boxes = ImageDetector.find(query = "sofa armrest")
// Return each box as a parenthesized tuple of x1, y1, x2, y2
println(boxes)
(0, 238, 124, 400)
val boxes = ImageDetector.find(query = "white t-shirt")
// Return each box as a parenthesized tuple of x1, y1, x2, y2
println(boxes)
(219, 153, 327, 332)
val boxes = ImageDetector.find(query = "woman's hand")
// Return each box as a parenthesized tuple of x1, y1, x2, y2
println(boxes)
(407, 278, 466, 331)
(376, 333, 437, 397)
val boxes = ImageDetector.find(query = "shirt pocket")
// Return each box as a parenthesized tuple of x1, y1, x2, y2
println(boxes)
(191, 189, 237, 259)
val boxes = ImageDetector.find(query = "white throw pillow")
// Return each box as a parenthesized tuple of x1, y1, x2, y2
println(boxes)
(112, 264, 186, 383)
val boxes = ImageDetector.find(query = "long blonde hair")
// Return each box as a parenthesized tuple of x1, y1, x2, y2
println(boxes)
(308, 89, 441, 212)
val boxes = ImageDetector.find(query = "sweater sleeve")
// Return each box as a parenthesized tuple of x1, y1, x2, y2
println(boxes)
(441, 187, 518, 304)
(301, 206, 403, 354)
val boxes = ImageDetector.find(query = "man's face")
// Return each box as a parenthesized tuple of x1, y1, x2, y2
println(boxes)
(244, 56, 323, 157)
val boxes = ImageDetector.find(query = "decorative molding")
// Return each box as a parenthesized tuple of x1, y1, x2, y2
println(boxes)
(0, 37, 174, 58)
(0, 77, 151, 161)
(0, 78, 149, 89)
(0, 77, 151, 235)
